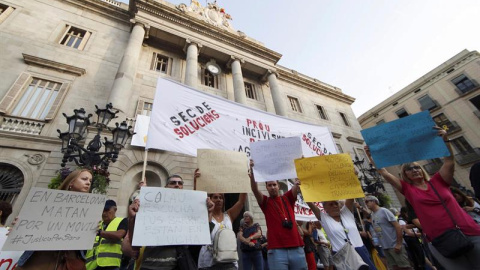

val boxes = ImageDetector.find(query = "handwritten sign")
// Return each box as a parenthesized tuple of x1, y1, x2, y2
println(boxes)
(3, 188, 106, 251)
(132, 187, 211, 246)
(295, 154, 364, 202)
(0, 228, 21, 270)
(197, 149, 250, 193)
(361, 111, 450, 168)
(250, 137, 303, 182)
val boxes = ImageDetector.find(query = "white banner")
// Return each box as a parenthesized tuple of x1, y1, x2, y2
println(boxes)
(146, 78, 337, 157)
(0, 228, 21, 269)
(131, 114, 150, 147)
(3, 188, 106, 251)
(132, 187, 211, 246)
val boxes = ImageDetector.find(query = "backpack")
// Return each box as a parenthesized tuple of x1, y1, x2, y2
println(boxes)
(212, 227, 238, 263)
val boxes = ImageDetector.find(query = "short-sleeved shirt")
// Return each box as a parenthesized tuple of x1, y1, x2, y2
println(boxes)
(372, 207, 398, 249)
(260, 190, 304, 249)
(320, 206, 364, 252)
(401, 172, 480, 241)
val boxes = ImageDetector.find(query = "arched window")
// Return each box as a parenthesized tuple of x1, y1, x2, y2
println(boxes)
(0, 163, 24, 204)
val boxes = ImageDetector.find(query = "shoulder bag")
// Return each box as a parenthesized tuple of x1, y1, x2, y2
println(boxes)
(331, 218, 368, 270)
(428, 181, 474, 258)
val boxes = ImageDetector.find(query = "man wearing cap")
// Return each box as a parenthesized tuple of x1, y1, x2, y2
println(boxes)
(365, 195, 412, 270)
(86, 199, 128, 270)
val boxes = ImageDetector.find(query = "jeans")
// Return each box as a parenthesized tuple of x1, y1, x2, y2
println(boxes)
(242, 250, 264, 270)
(267, 247, 307, 270)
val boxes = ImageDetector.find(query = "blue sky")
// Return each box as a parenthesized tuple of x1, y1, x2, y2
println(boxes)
(118, 0, 480, 117)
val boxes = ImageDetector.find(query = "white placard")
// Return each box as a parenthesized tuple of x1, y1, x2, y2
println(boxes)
(131, 114, 150, 147)
(3, 188, 106, 251)
(132, 187, 211, 246)
(250, 137, 303, 182)
(146, 78, 337, 158)
(0, 228, 22, 269)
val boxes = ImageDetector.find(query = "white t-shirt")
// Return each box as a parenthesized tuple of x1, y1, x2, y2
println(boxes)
(198, 212, 234, 268)
(320, 205, 364, 252)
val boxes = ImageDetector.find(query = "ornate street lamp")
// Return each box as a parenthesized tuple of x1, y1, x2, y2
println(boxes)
(57, 103, 134, 173)
(352, 153, 385, 194)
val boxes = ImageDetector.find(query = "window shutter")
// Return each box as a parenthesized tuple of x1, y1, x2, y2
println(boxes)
(135, 99, 145, 117)
(0, 72, 31, 113)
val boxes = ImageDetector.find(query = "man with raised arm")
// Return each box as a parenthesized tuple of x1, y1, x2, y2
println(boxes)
(249, 160, 307, 270)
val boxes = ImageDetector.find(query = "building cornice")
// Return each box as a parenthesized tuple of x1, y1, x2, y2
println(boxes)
(65, 0, 130, 24)
(358, 50, 480, 124)
(277, 69, 356, 104)
(134, 0, 282, 64)
(23, 54, 86, 76)
(0, 131, 61, 146)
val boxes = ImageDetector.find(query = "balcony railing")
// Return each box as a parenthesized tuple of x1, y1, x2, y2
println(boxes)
(0, 116, 45, 135)
(455, 148, 480, 166)
(424, 162, 443, 175)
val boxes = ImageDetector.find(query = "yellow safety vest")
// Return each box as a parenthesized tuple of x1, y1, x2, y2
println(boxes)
(86, 217, 124, 270)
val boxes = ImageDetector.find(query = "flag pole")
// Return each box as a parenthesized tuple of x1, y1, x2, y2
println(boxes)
(141, 148, 148, 185)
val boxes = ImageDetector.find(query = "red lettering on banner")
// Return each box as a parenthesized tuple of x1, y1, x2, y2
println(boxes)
(172, 110, 221, 139)
(0, 258, 16, 270)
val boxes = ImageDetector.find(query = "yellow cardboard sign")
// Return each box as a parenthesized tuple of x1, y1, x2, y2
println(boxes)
(294, 153, 364, 202)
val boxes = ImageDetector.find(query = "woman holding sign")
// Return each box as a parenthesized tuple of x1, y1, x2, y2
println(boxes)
(17, 168, 92, 270)
(365, 126, 480, 270)
(195, 169, 247, 270)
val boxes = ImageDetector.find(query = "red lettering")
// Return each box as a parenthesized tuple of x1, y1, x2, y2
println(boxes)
(252, 121, 258, 129)
(259, 122, 263, 130)
(250, 138, 255, 142)
(265, 124, 270, 132)
(211, 110, 220, 119)
(180, 126, 189, 136)
(173, 128, 184, 139)
(185, 124, 196, 135)
(247, 119, 252, 127)
(0, 258, 13, 269)
(189, 120, 200, 131)
(196, 117, 205, 127)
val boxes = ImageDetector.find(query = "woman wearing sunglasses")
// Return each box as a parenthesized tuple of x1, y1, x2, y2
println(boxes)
(365, 126, 480, 270)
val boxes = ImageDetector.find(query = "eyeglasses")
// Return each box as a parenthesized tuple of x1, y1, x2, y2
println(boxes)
(405, 165, 421, 172)
(167, 180, 184, 185)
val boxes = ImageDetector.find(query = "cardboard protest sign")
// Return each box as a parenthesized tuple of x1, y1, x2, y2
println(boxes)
(132, 187, 211, 246)
(0, 228, 22, 269)
(196, 149, 250, 193)
(250, 137, 303, 182)
(361, 111, 449, 168)
(3, 188, 106, 251)
(295, 154, 364, 202)
(145, 78, 336, 158)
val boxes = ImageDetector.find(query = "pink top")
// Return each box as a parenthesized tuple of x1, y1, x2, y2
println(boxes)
(401, 173, 480, 241)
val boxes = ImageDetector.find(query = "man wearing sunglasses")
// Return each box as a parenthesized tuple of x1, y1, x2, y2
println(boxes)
(122, 175, 214, 270)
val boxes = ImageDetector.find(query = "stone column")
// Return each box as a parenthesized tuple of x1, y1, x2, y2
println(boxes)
(108, 22, 146, 114)
(231, 57, 246, 105)
(184, 41, 200, 87)
(267, 71, 287, 116)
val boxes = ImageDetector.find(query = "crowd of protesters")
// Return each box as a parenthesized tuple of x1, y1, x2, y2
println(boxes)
(3, 125, 480, 270)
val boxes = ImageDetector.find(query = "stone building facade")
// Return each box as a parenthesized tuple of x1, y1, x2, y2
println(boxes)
(0, 0, 372, 225)
(358, 49, 480, 200)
